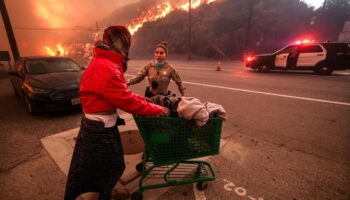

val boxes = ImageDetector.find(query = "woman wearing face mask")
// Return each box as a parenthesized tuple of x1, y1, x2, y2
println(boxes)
(127, 42, 186, 97)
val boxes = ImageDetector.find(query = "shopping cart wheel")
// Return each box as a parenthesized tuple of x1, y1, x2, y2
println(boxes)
(196, 181, 208, 191)
(136, 162, 145, 172)
(131, 192, 143, 200)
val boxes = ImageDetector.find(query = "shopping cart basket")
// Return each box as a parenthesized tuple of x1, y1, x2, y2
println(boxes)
(131, 116, 222, 200)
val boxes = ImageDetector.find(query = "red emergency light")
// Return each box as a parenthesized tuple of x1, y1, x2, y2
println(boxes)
(246, 56, 256, 62)
(295, 39, 313, 45)
(245, 56, 256, 63)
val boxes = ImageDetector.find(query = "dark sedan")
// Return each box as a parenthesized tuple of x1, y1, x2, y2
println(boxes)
(8, 56, 83, 115)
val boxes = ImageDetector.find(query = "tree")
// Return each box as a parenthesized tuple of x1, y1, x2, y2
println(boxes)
(317, 0, 350, 41)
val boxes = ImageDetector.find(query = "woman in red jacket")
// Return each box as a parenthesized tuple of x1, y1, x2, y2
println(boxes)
(64, 26, 169, 200)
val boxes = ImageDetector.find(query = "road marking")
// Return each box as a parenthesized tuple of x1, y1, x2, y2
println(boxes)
(183, 81, 350, 106)
(223, 179, 235, 191)
(127, 67, 239, 72)
(223, 179, 264, 200)
(124, 74, 350, 106)
(235, 187, 247, 196)
(175, 67, 239, 72)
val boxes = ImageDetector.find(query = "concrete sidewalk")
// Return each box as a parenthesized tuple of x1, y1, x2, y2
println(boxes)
(41, 113, 228, 200)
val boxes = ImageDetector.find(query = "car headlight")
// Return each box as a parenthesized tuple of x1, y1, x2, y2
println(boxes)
(31, 87, 52, 93)
(22, 82, 51, 94)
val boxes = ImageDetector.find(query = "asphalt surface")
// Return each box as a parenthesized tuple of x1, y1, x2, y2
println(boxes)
(0, 60, 350, 200)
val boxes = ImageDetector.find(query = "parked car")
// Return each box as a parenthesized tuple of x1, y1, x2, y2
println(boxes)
(245, 42, 350, 75)
(8, 56, 83, 115)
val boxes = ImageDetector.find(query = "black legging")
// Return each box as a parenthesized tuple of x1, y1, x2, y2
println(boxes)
(64, 117, 125, 200)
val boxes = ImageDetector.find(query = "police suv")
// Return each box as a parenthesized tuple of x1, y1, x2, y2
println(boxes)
(245, 42, 350, 75)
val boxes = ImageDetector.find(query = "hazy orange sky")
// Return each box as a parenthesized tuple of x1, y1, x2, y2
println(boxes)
(1, 0, 323, 62)
(0, 0, 140, 59)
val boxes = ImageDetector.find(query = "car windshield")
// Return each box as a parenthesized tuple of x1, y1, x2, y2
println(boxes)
(273, 46, 288, 54)
(25, 58, 81, 75)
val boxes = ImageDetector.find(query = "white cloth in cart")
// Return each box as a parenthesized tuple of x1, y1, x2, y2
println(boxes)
(177, 97, 209, 127)
(177, 97, 227, 127)
(204, 102, 227, 121)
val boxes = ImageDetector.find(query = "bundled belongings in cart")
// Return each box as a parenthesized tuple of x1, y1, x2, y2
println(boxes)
(131, 95, 226, 200)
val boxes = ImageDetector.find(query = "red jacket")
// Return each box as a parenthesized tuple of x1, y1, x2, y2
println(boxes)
(80, 47, 162, 115)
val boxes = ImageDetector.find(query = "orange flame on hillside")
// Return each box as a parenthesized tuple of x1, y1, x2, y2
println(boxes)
(44, 44, 68, 56)
(128, 0, 216, 35)
(42, 0, 217, 56)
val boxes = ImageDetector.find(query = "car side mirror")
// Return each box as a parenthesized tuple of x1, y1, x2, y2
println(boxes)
(8, 71, 20, 76)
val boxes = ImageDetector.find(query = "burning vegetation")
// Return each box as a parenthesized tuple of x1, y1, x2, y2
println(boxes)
(39, 0, 216, 58)
(44, 44, 68, 56)
(128, 0, 216, 35)
(28, 0, 349, 60)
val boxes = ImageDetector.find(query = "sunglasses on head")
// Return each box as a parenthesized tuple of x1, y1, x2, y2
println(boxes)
(155, 51, 165, 55)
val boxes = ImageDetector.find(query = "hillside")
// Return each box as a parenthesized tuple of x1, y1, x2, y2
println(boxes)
(130, 0, 349, 59)
(69, 0, 349, 61)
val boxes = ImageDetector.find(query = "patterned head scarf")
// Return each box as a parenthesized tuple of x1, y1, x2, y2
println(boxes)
(96, 25, 131, 59)
(156, 41, 168, 55)
(94, 26, 131, 72)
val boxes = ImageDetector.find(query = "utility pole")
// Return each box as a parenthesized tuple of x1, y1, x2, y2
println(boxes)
(0, 0, 20, 62)
(188, 0, 192, 61)
(244, 0, 254, 55)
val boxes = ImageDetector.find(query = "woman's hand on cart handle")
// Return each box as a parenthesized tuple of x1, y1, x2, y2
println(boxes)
(158, 106, 170, 116)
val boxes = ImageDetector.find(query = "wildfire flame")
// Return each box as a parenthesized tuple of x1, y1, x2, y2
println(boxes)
(128, 2, 172, 35)
(128, 0, 216, 35)
(42, 0, 216, 56)
(178, 0, 214, 11)
(44, 44, 68, 56)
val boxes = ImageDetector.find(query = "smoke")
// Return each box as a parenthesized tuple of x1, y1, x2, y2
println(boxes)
(1, 0, 140, 57)
(1, 0, 216, 60)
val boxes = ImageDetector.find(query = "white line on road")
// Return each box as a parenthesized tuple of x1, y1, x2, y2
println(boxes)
(124, 74, 350, 106)
(184, 81, 350, 106)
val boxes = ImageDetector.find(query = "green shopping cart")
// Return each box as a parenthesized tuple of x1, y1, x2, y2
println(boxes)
(131, 116, 222, 200)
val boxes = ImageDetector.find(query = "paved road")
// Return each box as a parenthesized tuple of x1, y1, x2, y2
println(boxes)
(0, 60, 349, 200)
(127, 60, 350, 200)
